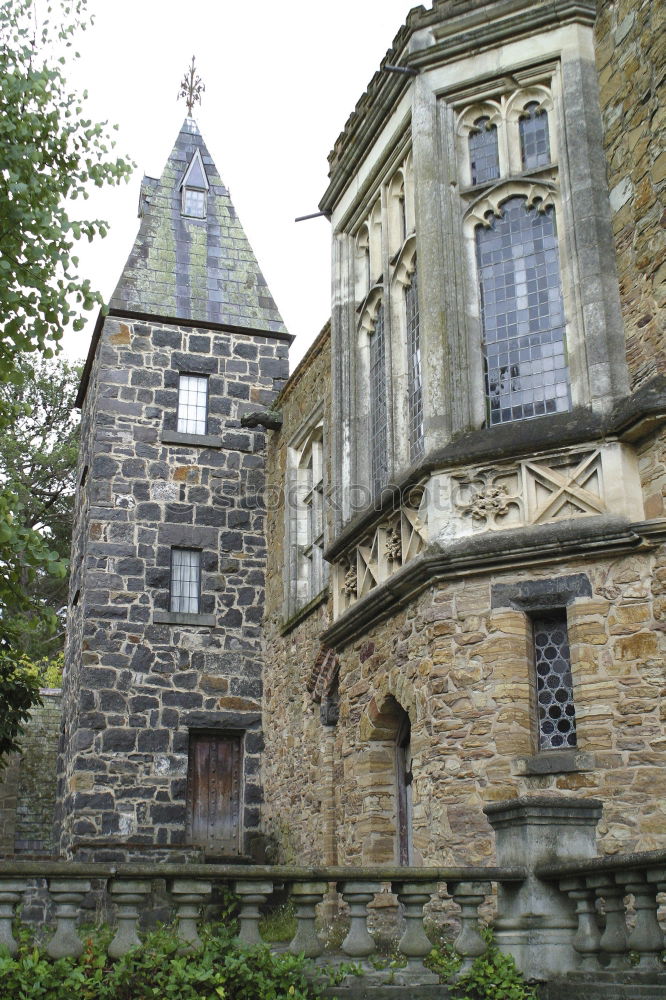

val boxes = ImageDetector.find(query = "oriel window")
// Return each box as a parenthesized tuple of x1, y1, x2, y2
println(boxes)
(476, 196, 570, 425)
(469, 116, 500, 185)
(369, 303, 388, 495)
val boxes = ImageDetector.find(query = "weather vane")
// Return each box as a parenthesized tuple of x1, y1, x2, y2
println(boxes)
(178, 56, 205, 115)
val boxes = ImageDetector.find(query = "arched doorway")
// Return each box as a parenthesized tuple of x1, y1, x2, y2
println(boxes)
(360, 695, 413, 865)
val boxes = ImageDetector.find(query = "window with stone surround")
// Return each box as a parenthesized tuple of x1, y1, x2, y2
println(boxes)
(531, 609, 577, 751)
(177, 374, 208, 435)
(369, 302, 388, 495)
(170, 548, 201, 614)
(458, 80, 573, 427)
(405, 259, 424, 462)
(286, 410, 328, 618)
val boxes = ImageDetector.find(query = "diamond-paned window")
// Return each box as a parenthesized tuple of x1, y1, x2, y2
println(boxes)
(177, 374, 208, 435)
(533, 611, 577, 750)
(406, 263, 424, 462)
(370, 303, 388, 494)
(170, 548, 201, 614)
(520, 103, 551, 170)
(469, 117, 500, 186)
(476, 196, 571, 425)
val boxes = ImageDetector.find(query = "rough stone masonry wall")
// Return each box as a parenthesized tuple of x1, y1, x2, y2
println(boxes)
(332, 544, 666, 867)
(262, 326, 336, 865)
(57, 315, 287, 858)
(0, 691, 62, 857)
(595, 0, 666, 387)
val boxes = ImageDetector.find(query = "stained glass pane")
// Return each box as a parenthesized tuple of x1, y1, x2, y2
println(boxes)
(406, 264, 424, 462)
(170, 548, 200, 614)
(476, 196, 571, 425)
(469, 117, 500, 185)
(520, 103, 551, 170)
(370, 303, 388, 494)
(533, 611, 577, 750)
(178, 374, 208, 434)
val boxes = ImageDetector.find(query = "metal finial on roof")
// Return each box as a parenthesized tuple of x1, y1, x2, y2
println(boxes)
(178, 56, 205, 115)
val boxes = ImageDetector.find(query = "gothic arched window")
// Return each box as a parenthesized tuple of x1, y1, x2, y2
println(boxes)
(519, 102, 551, 170)
(468, 116, 500, 185)
(369, 303, 388, 494)
(476, 196, 570, 425)
(405, 262, 424, 462)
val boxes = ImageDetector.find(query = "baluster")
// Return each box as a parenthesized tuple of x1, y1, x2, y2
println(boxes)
(0, 878, 26, 957)
(234, 880, 273, 947)
(288, 881, 327, 958)
(169, 879, 212, 952)
(108, 878, 152, 958)
(46, 878, 91, 959)
(338, 880, 381, 959)
(390, 880, 439, 984)
(588, 876, 629, 970)
(623, 870, 664, 970)
(449, 880, 491, 975)
(559, 877, 601, 970)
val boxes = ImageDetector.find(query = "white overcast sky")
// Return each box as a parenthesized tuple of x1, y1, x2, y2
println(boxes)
(60, 0, 423, 369)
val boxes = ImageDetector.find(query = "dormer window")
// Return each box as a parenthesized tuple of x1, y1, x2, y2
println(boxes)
(180, 148, 209, 219)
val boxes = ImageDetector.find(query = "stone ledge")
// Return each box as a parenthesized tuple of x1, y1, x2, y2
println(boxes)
(514, 751, 595, 776)
(160, 430, 222, 448)
(280, 588, 330, 636)
(153, 611, 216, 626)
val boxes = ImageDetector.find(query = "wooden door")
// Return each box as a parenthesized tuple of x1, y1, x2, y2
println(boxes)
(187, 733, 242, 855)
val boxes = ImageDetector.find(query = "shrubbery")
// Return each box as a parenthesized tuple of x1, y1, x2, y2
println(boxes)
(0, 923, 326, 1000)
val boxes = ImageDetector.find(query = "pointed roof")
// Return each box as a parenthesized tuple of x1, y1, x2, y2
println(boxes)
(110, 118, 288, 336)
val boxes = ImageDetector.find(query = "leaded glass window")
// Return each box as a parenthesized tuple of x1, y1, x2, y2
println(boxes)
(533, 611, 577, 750)
(406, 263, 424, 462)
(170, 548, 201, 614)
(370, 303, 388, 494)
(298, 431, 325, 604)
(469, 117, 500, 186)
(476, 196, 570, 425)
(177, 374, 208, 435)
(520, 103, 551, 170)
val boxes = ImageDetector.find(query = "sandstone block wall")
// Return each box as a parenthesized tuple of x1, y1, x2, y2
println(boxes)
(57, 315, 287, 857)
(595, 0, 666, 387)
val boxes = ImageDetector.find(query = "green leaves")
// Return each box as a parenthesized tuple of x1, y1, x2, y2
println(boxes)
(0, 923, 325, 999)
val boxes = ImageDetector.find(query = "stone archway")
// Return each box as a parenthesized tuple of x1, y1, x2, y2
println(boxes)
(357, 693, 413, 865)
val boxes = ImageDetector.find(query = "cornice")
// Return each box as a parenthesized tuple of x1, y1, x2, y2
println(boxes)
(321, 514, 663, 651)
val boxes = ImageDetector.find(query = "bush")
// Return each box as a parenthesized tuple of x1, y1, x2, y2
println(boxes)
(0, 922, 329, 1000)
(450, 938, 537, 1000)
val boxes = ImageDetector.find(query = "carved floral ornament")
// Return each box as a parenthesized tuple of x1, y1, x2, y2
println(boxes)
(334, 487, 428, 613)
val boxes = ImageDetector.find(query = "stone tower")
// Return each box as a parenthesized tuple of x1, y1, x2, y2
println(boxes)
(56, 117, 291, 860)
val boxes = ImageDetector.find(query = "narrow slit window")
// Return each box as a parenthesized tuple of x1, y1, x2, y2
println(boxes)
(177, 374, 208, 435)
(405, 262, 424, 462)
(476, 196, 570, 425)
(533, 610, 577, 750)
(170, 548, 201, 614)
(469, 117, 500, 185)
(520, 102, 551, 170)
(369, 303, 388, 494)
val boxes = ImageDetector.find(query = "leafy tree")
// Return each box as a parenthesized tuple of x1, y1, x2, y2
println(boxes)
(0, 0, 133, 759)
(0, 355, 82, 663)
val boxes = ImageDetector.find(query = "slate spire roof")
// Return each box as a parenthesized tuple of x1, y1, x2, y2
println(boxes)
(110, 117, 288, 336)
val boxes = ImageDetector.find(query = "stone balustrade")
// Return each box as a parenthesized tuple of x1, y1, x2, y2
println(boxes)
(537, 849, 666, 973)
(0, 860, 524, 980)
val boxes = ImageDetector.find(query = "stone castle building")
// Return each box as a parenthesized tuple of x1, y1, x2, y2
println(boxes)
(42, 0, 666, 866)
